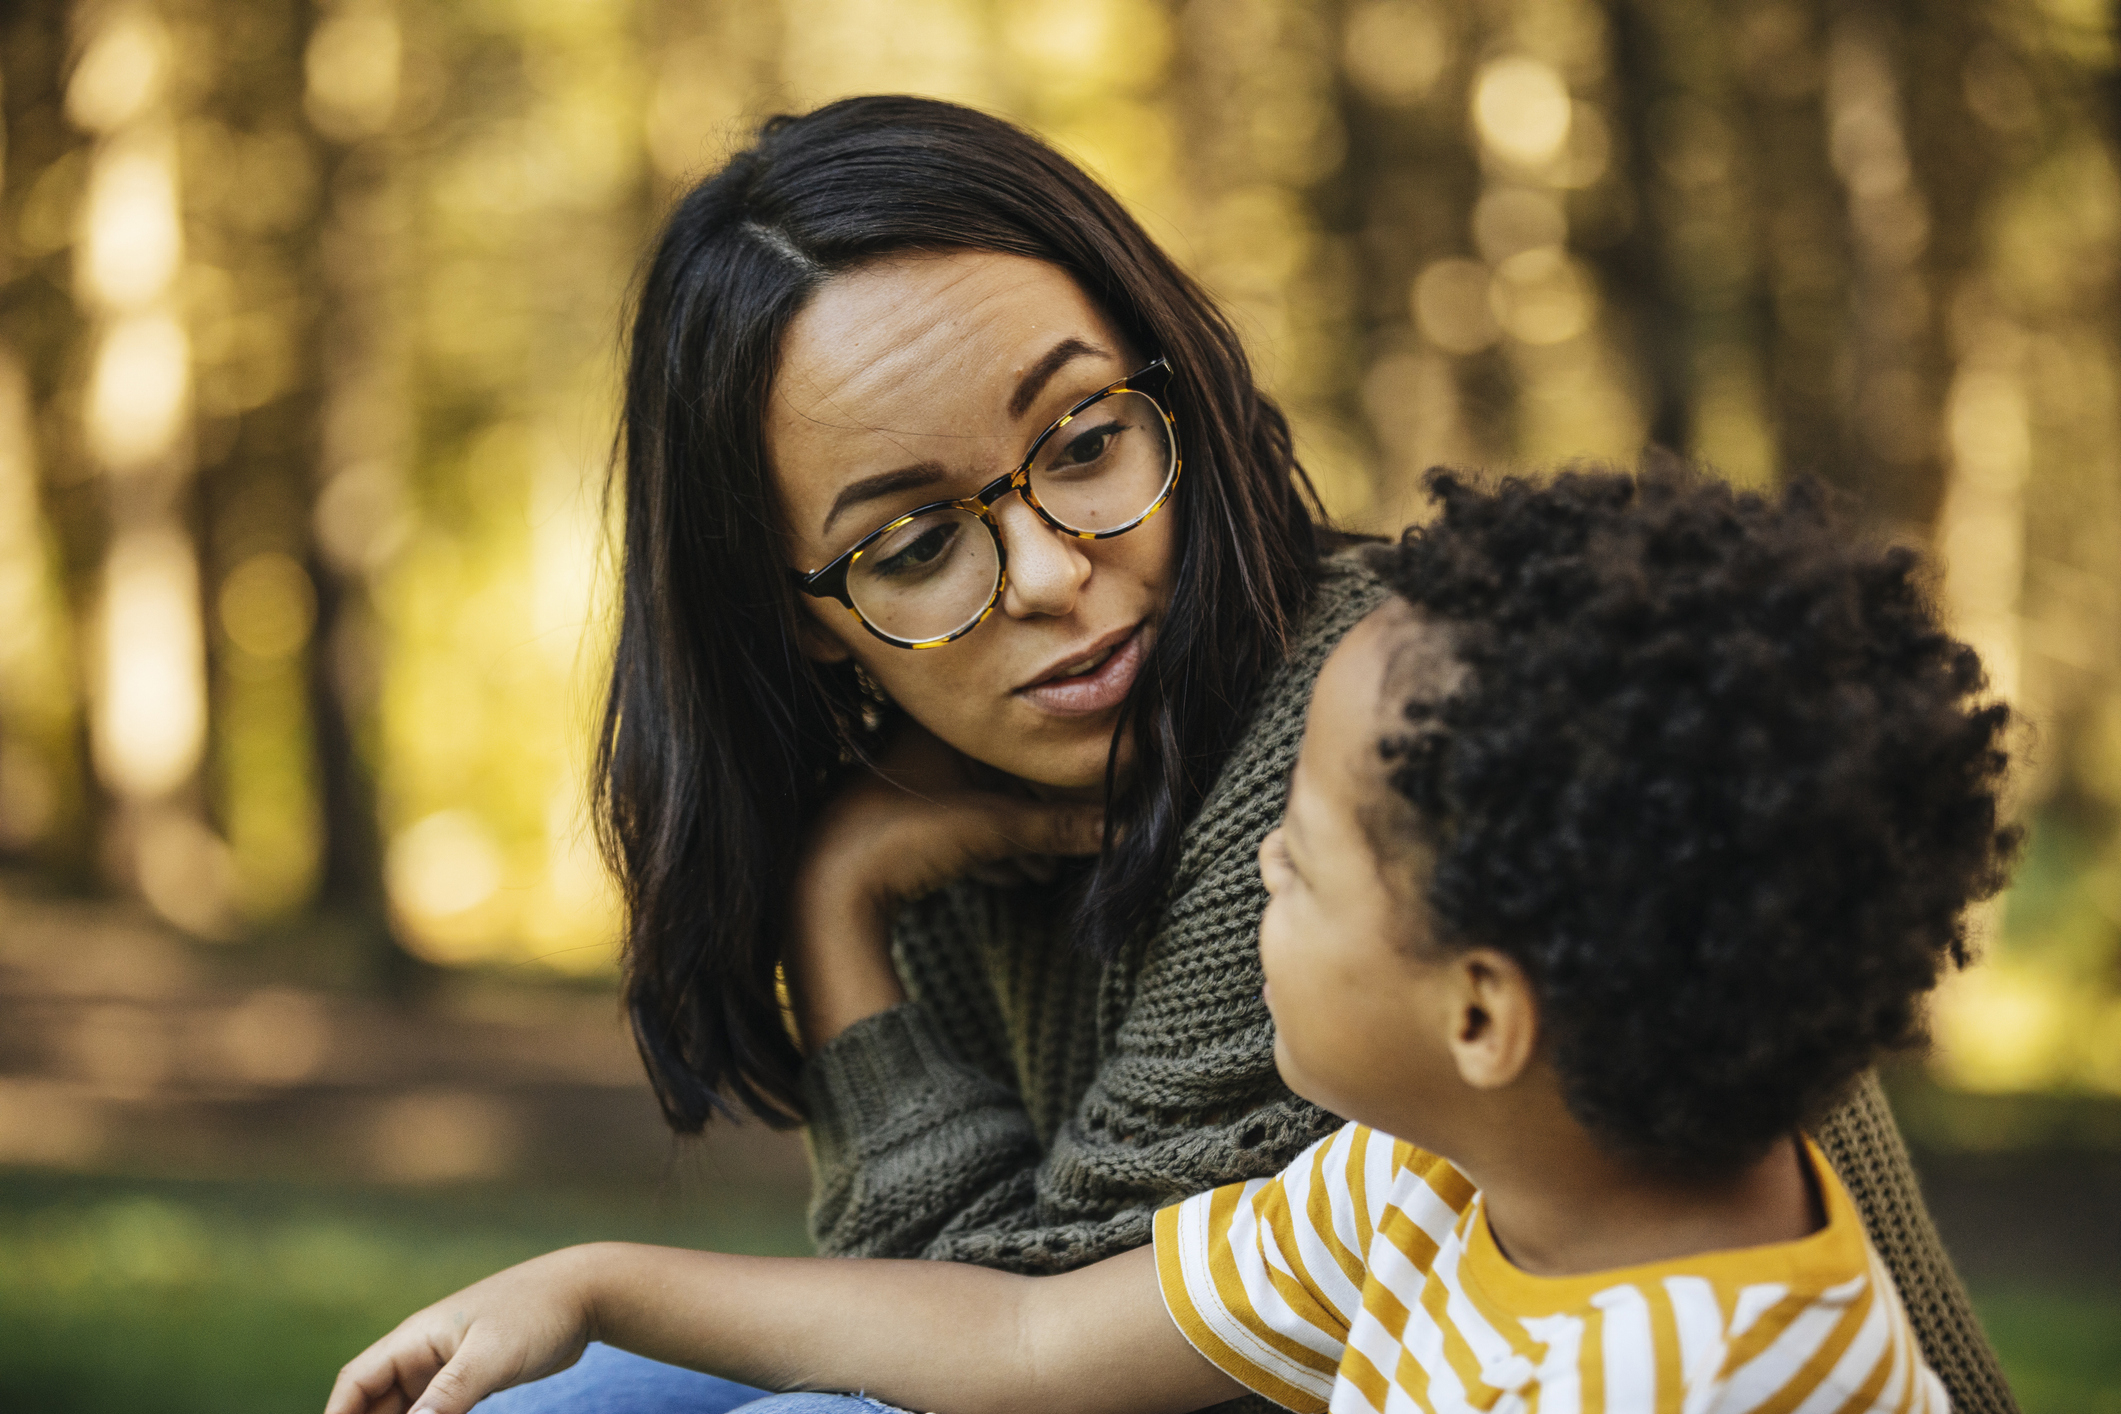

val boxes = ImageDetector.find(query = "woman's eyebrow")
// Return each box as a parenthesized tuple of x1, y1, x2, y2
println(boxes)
(1008, 336, 1109, 419)
(818, 338, 1114, 538)
(822, 461, 950, 537)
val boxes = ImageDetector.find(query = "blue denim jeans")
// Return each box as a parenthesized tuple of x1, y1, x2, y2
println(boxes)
(472, 1342, 911, 1413)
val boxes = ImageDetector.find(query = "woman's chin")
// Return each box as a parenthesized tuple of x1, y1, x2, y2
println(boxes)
(1011, 724, 1135, 801)
(1021, 762, 1118, 803)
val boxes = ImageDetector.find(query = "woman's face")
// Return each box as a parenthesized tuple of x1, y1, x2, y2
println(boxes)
(768, 250, 1177, 795)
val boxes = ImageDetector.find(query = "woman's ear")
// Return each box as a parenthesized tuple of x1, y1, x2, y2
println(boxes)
(1444, 949, 1539, 1091)
(795, 608, 854, 664)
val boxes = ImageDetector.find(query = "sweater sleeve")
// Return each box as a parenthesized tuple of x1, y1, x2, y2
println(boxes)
(1815, 1071, 2021, 1414)
(800, 879, 1062, 1259)
(800, 998, 1047, 1260)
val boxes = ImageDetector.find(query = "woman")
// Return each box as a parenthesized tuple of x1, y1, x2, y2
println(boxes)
(481, 97, 2015, 1413)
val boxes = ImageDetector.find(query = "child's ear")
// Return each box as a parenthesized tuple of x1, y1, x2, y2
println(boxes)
(1444, 949, 1539, 1090)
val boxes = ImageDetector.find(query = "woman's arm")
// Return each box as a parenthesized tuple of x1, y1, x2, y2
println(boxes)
(788, 718, 1107, 1261)
(325, 1244, 1241, 1414)
(801, 911, 1095, 1261)
(787, 723, 1103, 1050)
(799, 772, 1328, 1272)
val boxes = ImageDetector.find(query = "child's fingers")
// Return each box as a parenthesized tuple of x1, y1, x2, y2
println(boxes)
(404, 1328, 529, 1414)
(326, 1336, 438, 1414)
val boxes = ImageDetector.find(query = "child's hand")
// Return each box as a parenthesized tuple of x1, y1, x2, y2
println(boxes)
(324, 1249, 599, 1414)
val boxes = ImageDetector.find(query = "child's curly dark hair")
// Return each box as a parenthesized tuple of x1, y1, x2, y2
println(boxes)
(1369, 463, 2019, 1174)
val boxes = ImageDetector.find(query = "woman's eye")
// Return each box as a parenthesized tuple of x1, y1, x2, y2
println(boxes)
(1053, 419, 1127, 469)
(874, 522, 957, 577)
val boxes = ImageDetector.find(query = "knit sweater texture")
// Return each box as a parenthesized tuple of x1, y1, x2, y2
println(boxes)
(801, 549, 2017, 1414)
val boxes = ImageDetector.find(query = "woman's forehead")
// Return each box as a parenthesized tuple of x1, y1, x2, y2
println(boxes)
(765, 250, 1131, 547)
(773, 252, 1116, 431)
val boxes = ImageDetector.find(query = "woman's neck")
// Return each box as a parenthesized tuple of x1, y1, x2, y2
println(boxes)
(1022, 776, 1108, 805)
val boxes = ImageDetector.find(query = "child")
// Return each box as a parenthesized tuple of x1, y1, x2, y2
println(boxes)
(329, 466, 2014, 1414)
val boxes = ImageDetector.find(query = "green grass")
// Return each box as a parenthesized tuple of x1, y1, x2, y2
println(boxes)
(1, 1170, 2113, 1413)
(1974, 1287, 2121, 1414)
(0, 1169, 811, 1414)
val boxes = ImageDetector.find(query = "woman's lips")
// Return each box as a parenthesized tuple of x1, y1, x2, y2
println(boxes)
(1015, 624, 1146, 716)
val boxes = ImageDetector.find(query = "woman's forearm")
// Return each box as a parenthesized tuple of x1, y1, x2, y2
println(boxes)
(577, 1242, 1237, 1414)
(801, 996, 1048, 1260)
(786, 721, 1103, 1052)
(784, 890, 909, 1051)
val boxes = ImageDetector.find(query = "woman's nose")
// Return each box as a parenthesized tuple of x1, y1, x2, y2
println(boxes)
(994, 494, 1090, 619)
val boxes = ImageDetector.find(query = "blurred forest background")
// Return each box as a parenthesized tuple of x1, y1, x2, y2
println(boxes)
(0, 0, 2116, 1410)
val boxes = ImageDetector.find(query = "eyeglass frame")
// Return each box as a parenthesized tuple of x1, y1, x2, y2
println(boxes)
(789, 357, 1181, 650)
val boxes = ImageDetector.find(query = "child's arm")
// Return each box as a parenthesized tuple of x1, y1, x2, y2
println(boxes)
(324, 1242, 1245, 1414)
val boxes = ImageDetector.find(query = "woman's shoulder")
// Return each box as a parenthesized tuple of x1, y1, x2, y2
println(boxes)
(1242, 541, 1398, 754)
(1167, 542, 1394, 884)
(1257, 540, 1395, 728)
(1301, 538, 1395, 657)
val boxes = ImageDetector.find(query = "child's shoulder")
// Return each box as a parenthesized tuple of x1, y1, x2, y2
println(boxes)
(1454, 1138, 1881, 1311)
(1389, 1137, 1941, 1410)
(1340, 1128, 1906, 1335)
(1295, 1123, 1481, 1232)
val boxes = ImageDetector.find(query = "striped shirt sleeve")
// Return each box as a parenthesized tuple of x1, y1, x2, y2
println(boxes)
(1154, 1122, 1391, 1414)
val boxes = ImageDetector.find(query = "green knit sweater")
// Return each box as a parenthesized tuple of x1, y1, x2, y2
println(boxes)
(802, 550, 2017, 1414)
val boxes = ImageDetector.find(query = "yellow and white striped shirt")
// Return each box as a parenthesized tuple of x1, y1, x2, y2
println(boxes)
(1155, 1123, 1946, 1414)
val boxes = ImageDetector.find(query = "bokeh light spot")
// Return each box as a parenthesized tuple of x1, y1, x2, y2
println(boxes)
(94, 528, 206, 799)
(1342, 0, 1450, 105)
(80, 138, 182, 309)
(1473, 56, 1572, 167)
(64, 10, 169, 134)
(305, 3, 402, 141)
(87, 313, 191, 471)
(1492, 249, 1596, 345)
(388, 810, 505, 926)
(1413, 258, 1500, 354)
(219, 552, 317, 660)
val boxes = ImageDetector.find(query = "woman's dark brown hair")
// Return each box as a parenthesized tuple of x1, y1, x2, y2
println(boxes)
(598, 96, 1323, 1130)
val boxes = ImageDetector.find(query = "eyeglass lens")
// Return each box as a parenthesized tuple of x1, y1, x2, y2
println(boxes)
(1025, 389, 1173, 535)
(844, 388, 1175, 644)
(846, 507, 1000, 644)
